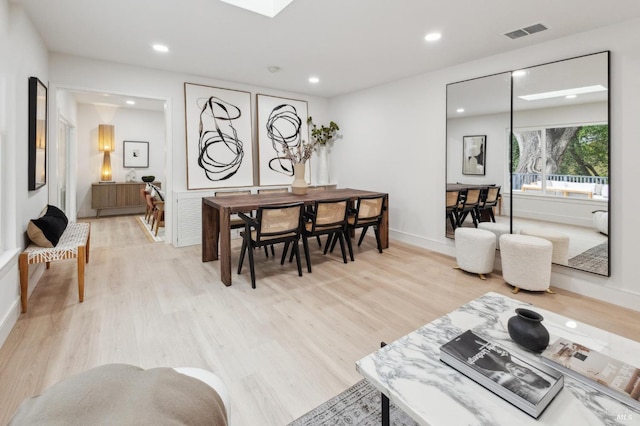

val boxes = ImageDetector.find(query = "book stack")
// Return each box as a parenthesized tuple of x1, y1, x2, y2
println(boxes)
(541, 337, 640, 411)
(440, 330, 564, 418)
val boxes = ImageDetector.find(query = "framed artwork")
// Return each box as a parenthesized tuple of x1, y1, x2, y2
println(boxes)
(462, 135, 486, 175)
(256, 94, 309, 186)
(123, 141, 149, 168)
(28, 76, 47, 190)
(184, 83, 253, 189)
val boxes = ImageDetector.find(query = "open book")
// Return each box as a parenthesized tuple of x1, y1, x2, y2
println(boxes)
(440, 330, 563, 418)
(541, 337, 640, 411)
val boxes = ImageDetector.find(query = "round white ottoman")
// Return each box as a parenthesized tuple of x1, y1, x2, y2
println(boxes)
(478, 222, 511, 250)
(499, 234, 553, 293)
(521, 227, 570, 265)
(454, 228, 496, 279)
(593, 211, 608, 235)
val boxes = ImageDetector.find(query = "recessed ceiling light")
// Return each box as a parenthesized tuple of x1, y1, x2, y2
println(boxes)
(308, 76, 320, 84)
(424, 32, 442, 42)
(519, 85, 607, 101)
(512, 70, 527, 77)
(153, 44, 169, 53)
(565, 94, 577, 99)
(268, 66, 281, 73)
(126, 100, 136, 105)
(456, 108, 465, 113)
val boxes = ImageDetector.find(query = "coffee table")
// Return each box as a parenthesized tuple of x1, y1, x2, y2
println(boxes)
(356, 292, 639, 425)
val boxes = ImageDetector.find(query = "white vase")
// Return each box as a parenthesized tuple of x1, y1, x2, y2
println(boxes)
(292, 163, 308, 195)
(317, 144, 329, 185)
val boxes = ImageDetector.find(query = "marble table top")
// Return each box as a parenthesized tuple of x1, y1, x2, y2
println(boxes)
(356, 292, 639, 425)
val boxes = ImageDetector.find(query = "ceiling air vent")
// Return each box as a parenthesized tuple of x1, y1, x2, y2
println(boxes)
(504, 23, 548, 40)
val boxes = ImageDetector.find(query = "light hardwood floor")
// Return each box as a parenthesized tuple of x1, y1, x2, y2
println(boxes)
(1, 215, 638, 425)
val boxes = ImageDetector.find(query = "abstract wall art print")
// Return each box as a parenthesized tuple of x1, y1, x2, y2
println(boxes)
(256, 94, 309, 185)
(184, 83, 254, 189)
(462, 135, 486, 175)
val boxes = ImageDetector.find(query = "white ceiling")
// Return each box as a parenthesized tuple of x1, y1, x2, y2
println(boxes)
(13, 0, 640, 101)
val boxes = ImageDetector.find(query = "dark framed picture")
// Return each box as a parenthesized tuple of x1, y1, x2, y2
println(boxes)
(462, 135, 486, 175)
(123, 141, 149, 168)
(28, 76, 47, 190)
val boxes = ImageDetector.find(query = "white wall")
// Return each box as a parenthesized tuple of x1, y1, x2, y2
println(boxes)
(75, 105, 165, 217)
(0, 3, 50, 345)
(330, 19, 640, 311)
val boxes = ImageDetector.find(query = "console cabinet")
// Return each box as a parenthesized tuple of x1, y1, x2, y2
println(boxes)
(91, 182, 160, 217)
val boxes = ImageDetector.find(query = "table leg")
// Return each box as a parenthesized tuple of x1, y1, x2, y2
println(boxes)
(202, 202, 219, 262)
(219, 208, 232, 286)
(379, 195, 389, 249)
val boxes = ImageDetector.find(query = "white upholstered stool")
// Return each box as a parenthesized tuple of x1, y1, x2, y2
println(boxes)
(521, 227, 570, 265)
(454, 228, 496, 280)
(499, 234, 553, 293)
(478, 222, 512, 250)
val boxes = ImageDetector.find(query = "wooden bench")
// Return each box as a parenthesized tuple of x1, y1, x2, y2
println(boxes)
(19, 222, 91, 313)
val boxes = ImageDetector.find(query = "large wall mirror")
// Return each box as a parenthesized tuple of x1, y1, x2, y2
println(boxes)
(446, 52, 610, 276)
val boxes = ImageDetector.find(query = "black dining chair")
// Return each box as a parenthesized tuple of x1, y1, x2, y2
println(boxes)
(477, 186, 501, 222)
(331, 194, 385, 258)
(237, 202, 304, 289)
(300, 198, 350, 272)
(456, 188, 481, 227)
(446, 190, 461, 230)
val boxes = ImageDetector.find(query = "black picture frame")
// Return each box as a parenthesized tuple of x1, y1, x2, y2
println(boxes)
(28, 76, 47, 190)
(462, 135, 486, 176)
(123, 140, 149, 168)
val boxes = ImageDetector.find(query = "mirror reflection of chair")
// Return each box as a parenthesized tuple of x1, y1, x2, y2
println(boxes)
(237, 202, 304, 289)
(456, 188, 481, 227)
(300, 198, 350, 272)
(446, 190, 460, 230)
(477, 186, 500, 222)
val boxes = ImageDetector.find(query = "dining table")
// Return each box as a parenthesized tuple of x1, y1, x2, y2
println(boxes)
(202, 188, 389, 286)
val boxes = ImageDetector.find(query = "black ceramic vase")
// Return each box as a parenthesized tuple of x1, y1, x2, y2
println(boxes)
(507, 308, 550, 352)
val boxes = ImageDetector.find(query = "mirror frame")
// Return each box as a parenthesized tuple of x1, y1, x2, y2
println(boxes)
(446, 51, 610, 276)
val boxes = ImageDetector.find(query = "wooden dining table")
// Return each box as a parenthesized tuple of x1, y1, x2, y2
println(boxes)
(202, 188, 389, 286)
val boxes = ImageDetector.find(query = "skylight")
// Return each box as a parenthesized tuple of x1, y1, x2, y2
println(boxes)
(219, 0, 295, 18)
(518, 85, 607, 101)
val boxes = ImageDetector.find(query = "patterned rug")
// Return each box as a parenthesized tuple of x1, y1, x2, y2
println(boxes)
(287, 380, 418, 426)
(568, 241, 608, 275)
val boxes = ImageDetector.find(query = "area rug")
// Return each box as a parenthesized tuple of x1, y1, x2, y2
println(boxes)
(136, 216, 164, 242)
(287, 379, 418, 426)
(568, 241, 608, 275)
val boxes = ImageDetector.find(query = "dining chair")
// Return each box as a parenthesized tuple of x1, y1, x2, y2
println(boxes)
(237, 202, 304, 289)
(456, 188, 481, 227)
(446, 190, 460, 230)
(300, 198, 350, 273)
(477, 186, 500, 222)
(214, 190, 252, 230)
(257, 187, 290, 194)
(333, 194, 385, 258)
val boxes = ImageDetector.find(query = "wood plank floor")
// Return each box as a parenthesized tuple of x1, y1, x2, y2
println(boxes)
(1, 215, 638, 425)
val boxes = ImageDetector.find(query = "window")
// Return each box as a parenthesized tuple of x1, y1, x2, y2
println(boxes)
(512, 124, 608, 198)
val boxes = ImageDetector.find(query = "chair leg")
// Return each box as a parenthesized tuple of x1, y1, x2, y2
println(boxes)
(345, 229, 354, 261)
(357, 226, 369, 246)
(302, 236, 312, 273)
(374, 226, 383, 253)
(294, 239, 303, 277)
(316, 235, 322, 248)
(247, 241, 256, 289)
(238, 236, 248, 274)
(337, 232, 347, 263)
(270, 245, 275, 256)
(264, 246, 269, 257)
(326, 233, 336, 254)
(282, 242, 290, 265)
